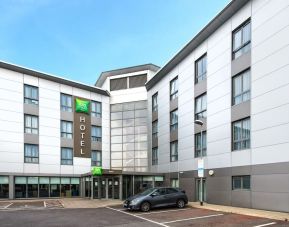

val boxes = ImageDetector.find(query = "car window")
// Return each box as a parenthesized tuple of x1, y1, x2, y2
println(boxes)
(166, 188, 178, 194)
(156, 188, 166, 195)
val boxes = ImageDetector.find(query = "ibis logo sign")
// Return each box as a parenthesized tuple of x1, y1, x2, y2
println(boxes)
(75, 98, 90, 114)
(91, 166, 103, 176)
(74, 97, 91, 158)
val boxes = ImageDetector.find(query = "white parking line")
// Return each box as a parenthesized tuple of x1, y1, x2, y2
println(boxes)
(253, 222, 277, 227)
(106, 207, 170, 227)
(136, 208, 191, 215)
(162, 213, 224, 224)
(4, 203, 13, 209)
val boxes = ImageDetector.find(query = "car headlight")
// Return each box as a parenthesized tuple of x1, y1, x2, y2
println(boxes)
(130, 198, 141, 205)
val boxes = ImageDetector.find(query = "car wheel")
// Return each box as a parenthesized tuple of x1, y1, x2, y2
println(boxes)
(140, 202, 150, 212)
(176, 199, 185, 208)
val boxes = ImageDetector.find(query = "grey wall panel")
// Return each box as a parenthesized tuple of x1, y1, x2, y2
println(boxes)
(252, 162, 289, 175)
(91, 141, 102, 150)
(152, 137, 158, 148)
(231, 101, 250, 122)
(170, 97, 178, 112)
(180, 177, 195, 201)
(24, 104, 39, 115)
(231, 190, 251, 208)
(24, 134, 39, 144)
(231, 165, 251, 175)
(252, 174, 289, 193)
(252, 192, 289, 212)
(194, 79, 207, 98)
(91, 117, 102, 126)
(61, 138, 73, 148)
(231, 51, 251, 76)
(207, 190, 231, 206)
(61, 111, 73, 121)
(170, 130, 178, 142)
(207, 176, 231, 192)
(152, 111, 158, 122)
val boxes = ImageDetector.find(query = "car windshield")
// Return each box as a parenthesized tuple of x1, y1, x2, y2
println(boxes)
(138, 188, 155, 196)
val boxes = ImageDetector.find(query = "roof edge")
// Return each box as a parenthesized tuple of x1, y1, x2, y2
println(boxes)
(95, 63, 160, 87)
(0, 60, 110, 96)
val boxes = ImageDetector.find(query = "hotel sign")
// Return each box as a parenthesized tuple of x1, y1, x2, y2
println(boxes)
(74, 98, 91, 158)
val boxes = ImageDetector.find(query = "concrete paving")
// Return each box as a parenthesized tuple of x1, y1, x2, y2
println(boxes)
(60, 198, 122, 208)
(189, 202, 289, 222)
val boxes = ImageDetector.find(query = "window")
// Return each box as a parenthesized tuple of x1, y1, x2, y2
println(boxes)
(195, 93, 207, 120)
(61, 148, 73, 165)
(0, 176, 9, 198)
(152, 93, 158, 112)
(195, 131, 207, 158)
(129, 74, 147, 88)
(152, 121, 158, 139)
(92, 126, 102, 142)
(24, 115, 38, 134)
(110, 77, 128, 91)
(61, 94, 72, 112)
(170, 109, 178, 131)
(232, 70, 250, 105)
(24, 144, 39, 163)
(171, 179, 179, 188)
(152, 147, 158, 165)
(24, 85, 38, 105)
(91, 101, 102, 118)
(232, 176, 250, 190)
(61, 121, 73, 139)
(232, 20, 251, 59)
(170, 77, 178, 100)
(195, 54, 207, 83)
(232, 118, 250, 151)
(91, 150, 102, 166)
(170, 141, 178, 162)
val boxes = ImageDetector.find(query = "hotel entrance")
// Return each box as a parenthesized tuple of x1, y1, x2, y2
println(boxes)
(92, 176, 120, 199)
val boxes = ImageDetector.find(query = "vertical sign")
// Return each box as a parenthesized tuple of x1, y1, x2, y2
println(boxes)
(74, 98, 91, 158)
(197, 159, 204, 177)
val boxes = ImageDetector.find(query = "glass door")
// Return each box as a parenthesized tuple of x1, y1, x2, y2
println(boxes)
(113, 178, 120, 199)
(108, 179, 113, 199)
(195, 178, 206, 202)
(101, 179, 106, 198)
(93, 178, 100, 199)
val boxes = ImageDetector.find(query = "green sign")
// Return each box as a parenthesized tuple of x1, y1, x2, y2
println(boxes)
(91, 167, 103, 176)
(75, 98, 90, 114)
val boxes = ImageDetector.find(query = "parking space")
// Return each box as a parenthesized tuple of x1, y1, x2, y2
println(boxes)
(108, 205, 288, 227)
(0, 200, 64, 211)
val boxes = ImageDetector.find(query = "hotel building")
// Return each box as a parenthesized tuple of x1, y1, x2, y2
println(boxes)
(0, 0, 289, 212)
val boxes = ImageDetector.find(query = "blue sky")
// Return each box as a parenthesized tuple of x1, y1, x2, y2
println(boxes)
(0, 0, 230, 85)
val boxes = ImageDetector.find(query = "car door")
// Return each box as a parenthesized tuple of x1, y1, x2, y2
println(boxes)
(150, 188, 170, 208)
(165, 188, 180, 205)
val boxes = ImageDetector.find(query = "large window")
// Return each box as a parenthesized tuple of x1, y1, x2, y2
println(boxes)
(24, 144, 39, 163)
(170, 109, 178, 131)
(152, 93, 158, 112)
(232, 20, 251, 59)
(61, 93, 72, 112)
(152, 147, 158, 165)
(195, 93, 207, 120)
(152, 121, 158, 139)
(61, 121, 73, 139)
(24, 85, 38, 105)
(91, 126, 102, 142)
(171, 178, 179, 188)
(195, 131, 207, 158)
(91, 150, 102, 166)
(61, 148, 73, 165)
(91, 101, 102, 118)
(232, 118, 250, 151)
(24, 115, 38, 134)
(232, 176, 251, 190)
(195, 54, 207, 83)
(170, 77, 178, 100)
(170, 141, 178, 162)
(232, 70, 250, 105)
(0, 176, 9, 199)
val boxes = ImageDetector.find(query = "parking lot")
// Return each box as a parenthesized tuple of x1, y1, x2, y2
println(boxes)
(0, 200, 64, 211)
(0, 203, 288, 227)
